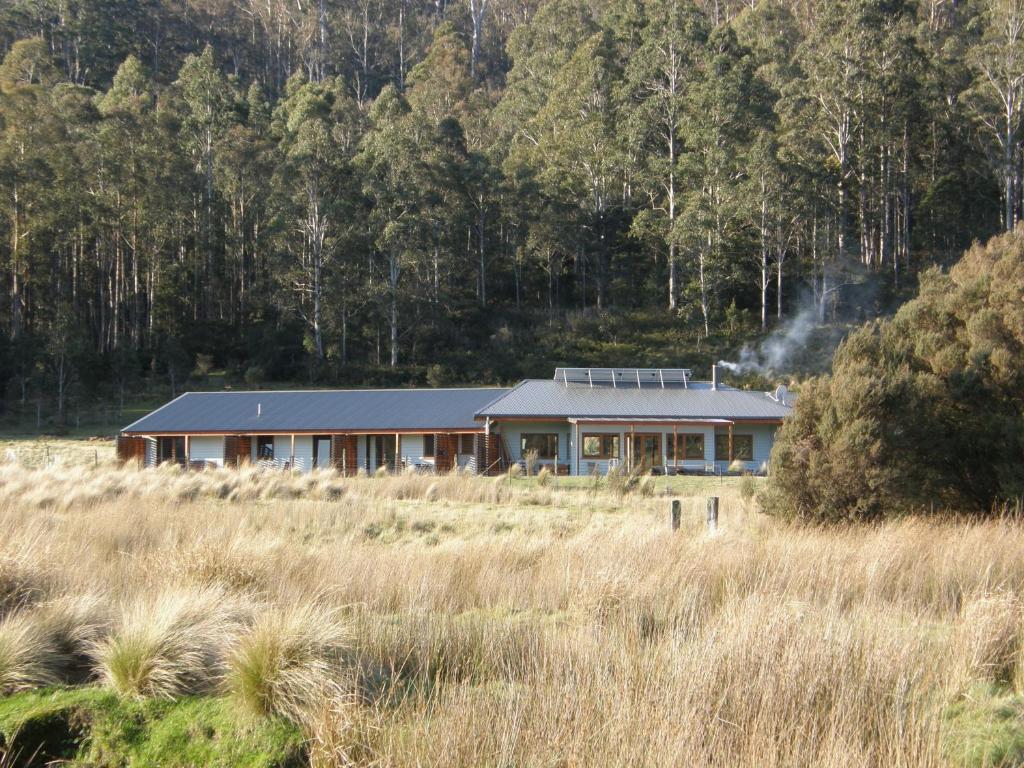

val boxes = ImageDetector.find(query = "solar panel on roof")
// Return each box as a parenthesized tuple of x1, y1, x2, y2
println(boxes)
(553, 368, 692, 389)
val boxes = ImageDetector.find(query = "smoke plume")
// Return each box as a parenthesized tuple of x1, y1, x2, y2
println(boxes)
(718, 307, 818, 376)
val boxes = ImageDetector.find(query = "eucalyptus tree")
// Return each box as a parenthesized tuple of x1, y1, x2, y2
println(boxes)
(0, 39, 62, 342)
(677, 25, 763, 336)
(530, 30, 625, 308)
(356, 85, 423, 367)
(95, 55, 159, 348)
(965, 0, 1024, 232)
(853, 0, 920, 281)
(406, 23, 478, 305)
(213, 82, 277, 328)
(624, 0, 708, 311)
(787, 1, 860, 268)
(274, 75, 362, 365)
(175, 45, 233, 319)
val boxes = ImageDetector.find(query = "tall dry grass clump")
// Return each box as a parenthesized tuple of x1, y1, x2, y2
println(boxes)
(951, 590, 1023, 690)
(226, 601, 350, 721)
(0, 596, 106, 694)
(91, 586, 251, 699)
(0, 554, 48, 617)
(0, 461, 541, 512)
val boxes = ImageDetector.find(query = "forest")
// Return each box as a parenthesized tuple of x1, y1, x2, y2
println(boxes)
(0, 0, 1017, 415)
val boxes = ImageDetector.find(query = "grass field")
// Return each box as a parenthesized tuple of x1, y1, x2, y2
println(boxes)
(1, 455, 1023, 766)
(0, 436, 116, 469)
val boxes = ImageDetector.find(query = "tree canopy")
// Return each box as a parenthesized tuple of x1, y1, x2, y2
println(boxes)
(0, 0, 1019, 413)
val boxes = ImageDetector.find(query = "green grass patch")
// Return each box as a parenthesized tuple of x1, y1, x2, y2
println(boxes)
(945, 683, 1024, 768)
(0, 686, 304, 767)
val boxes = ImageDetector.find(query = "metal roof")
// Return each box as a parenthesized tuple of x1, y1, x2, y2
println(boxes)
(474, 380, 793, 421)
(122, 387, 510, 434)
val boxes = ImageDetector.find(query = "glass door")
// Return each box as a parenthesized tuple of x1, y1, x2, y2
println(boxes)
(313, 436, 332, 469)
(375, 435, 397, 471)
(628, 433, 662, 470)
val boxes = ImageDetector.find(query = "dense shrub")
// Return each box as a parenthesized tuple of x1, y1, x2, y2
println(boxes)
(763, 230, 1024, 521)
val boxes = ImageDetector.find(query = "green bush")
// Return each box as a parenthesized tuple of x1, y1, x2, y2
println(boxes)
(606, 463, 647, 496)
(738, 475, 757, 503)
(763, 231, 1024, 522)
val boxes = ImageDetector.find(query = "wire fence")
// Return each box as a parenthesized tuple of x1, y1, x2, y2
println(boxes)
(1, 442, 117, 469)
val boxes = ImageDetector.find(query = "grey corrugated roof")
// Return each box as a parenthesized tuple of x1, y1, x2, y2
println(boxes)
(475, 380, 792, 421)
(122, 387, 510, 434)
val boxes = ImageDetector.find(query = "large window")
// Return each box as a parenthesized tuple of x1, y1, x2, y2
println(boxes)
(667, 434, 704, 461)
(521, 433, 559, 460)
(582, 434, 619, 459)
(256, 435, 274, 460)
(460, 434, 475, 454)
(423, 434, 435, 458)
(715, 434, 754, 462)
(158, 436, 186, 465)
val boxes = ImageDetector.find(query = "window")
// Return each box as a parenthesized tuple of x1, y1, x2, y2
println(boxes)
(667, 434, 704, 461)
(715, 434, 754, 462)
(521, 433, 558, 460)
(256, 436, 274, 460)
(460, 434, 475, 454)
(158, 437, 172, 463)
(582, 434, 619, 459)
(158, 436, 187, 465)
(423, 434, 435, 458)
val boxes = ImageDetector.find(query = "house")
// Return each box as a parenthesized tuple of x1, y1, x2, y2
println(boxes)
(117, 366, 793, 475)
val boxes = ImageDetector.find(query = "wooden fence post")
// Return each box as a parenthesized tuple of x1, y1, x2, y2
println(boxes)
(671, 499, 681, 531)
(706, 497, 719, 532)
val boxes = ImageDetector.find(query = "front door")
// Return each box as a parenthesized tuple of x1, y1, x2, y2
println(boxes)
(629, 433, 662, 470)
(313, 436, 332, 469)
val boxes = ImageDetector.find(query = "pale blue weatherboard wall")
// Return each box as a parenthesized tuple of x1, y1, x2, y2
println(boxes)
(501, 421, 572, 467)
(494, 422, 778, 475)
(713, 424, 777, 473)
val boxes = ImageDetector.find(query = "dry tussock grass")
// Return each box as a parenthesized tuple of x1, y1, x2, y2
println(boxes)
(91, 585, 252, 699)
(0, 595, 106, 694)
(0, 462, 1023, 765)
(227, 601, 350, 721)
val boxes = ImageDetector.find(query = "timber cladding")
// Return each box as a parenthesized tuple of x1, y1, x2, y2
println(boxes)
(435, 434, 459, 473)
(224, 436, 252, 467)
(115, 435, 146, 464)
(479, 434, 502, 475)
(331, 434, 359, 475)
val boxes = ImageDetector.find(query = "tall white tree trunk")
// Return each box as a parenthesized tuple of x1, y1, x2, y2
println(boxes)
(468, 0, 489, 80)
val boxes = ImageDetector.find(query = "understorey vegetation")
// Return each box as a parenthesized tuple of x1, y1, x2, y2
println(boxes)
(764, 229, 1024, 522)
(2, 463, 1024, 766)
